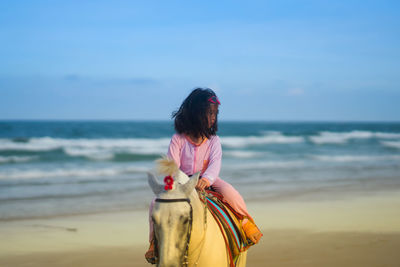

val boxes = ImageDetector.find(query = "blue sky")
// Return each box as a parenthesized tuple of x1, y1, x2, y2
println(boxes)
(0, 0, 399, 121)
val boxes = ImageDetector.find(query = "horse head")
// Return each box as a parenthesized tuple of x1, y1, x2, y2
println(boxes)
(148, 170, 200, 266)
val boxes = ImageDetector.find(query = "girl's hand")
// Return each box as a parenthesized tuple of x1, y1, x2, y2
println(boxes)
(195, 178, 210, 191)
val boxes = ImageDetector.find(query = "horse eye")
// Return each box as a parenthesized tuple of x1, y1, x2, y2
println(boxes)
(182, 218, 189, 224)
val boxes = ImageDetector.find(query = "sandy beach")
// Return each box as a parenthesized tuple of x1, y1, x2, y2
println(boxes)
(1, 189, 400, 267)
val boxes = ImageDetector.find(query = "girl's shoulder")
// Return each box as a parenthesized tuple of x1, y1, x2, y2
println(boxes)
(207, 134, 221, 144)
(171, 133, 187, 144)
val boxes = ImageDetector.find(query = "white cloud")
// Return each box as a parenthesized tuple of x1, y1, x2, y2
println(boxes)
(286, 88, 304, 96)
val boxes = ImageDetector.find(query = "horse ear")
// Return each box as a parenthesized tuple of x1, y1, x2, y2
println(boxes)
(181, 172, 200, 196)
(148, 172, 163, 195)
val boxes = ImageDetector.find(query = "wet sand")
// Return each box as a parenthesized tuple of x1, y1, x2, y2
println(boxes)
(1, 190, 400, 267)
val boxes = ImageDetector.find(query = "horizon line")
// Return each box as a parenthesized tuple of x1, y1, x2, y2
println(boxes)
(1, 119, 400, 124)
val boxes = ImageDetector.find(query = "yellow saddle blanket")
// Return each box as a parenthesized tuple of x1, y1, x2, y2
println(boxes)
(202, 190, 254, 266)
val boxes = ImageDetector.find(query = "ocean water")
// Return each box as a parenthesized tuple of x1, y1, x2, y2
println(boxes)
(1, 121, 400, 221)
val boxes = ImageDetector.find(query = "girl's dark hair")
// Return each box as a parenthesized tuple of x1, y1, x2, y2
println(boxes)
(172, 88, 219, 139)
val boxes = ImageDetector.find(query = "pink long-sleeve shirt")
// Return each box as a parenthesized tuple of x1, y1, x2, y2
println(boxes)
(167, 133, 222, 185)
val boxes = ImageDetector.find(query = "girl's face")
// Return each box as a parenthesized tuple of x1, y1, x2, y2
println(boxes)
(207, 104, 219, 128)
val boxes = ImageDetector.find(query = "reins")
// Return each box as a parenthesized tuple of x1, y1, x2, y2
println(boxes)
(155, 198, 191, 203)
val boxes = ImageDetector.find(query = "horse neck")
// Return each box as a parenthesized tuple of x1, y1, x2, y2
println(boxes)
(187, 190, 211, 253)
(187, 190, 229, 267)
(189, 190, 203, 223)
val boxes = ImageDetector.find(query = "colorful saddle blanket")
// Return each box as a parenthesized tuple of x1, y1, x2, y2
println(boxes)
(202, 190, 254, 266)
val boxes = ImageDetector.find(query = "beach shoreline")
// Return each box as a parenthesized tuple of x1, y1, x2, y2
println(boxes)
(2, 230, 400, 267)
(1, 189, 400, 266)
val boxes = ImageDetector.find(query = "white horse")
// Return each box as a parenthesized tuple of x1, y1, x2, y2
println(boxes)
(148, 165, 247, 267)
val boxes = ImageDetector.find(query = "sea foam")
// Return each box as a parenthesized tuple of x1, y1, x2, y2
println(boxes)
(308, 130, 400, 144)
(381, 141, 400, 149)
(225, 160, 305, 170)
(0, 156, 38, 164)
(312, 154, 400, 162)
(221, 133, 304, 148)
(0, 165, 148, 179)
(223, 150, 264, 159)
(0, 137, 170, 160)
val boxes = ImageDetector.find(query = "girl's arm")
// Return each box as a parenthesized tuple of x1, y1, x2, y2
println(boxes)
(201, 136, 222, 186)
(167, 134, 182, 168)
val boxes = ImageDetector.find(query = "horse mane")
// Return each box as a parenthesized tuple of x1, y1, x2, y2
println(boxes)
(156, 156, 178, 176)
